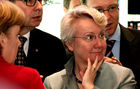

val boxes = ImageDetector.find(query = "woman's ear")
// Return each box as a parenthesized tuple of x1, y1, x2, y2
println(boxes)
(0, 32, 7, 47)
(65, 42, 74, 52)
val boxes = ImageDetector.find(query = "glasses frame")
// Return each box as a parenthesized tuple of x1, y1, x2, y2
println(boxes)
(96, 5, 119, 14)
(24, 0, 47, 7)
(9, 0, 47, 7)
(73, 33, 107, 43)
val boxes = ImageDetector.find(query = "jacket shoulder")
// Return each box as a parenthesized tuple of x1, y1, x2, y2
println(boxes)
(44, 69, 66, 89)
(30, 28, 60, 40)
(103, 62, 136, 83)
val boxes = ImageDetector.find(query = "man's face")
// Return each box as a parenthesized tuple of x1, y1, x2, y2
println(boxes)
(87, 0, 119, 38)
(14, 1, 43, 28)
(64, 0, 81, 12)
(69, 0, 81, 9)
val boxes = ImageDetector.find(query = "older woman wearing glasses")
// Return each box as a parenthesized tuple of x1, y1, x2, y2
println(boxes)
(44, 5, 137, 89)
(0, 1, 45, 89)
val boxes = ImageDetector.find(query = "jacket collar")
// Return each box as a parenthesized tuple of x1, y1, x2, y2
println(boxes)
(62, 56, 79, 89)
(62, 56, 103, 89)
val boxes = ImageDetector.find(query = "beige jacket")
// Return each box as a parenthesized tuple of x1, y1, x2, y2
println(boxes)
(44, 57, 137, 89)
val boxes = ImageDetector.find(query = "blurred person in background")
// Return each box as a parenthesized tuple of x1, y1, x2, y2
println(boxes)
(63, 0, 81, 12)
(9, 0, 67, 81)
(0, 1, 45, 89)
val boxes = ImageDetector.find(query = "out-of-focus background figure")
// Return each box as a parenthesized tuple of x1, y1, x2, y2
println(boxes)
(0, 1, 45, 89)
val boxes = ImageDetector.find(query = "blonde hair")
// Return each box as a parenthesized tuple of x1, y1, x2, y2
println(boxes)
(0, 1, 25, 34)
(61, 5, 107, 43)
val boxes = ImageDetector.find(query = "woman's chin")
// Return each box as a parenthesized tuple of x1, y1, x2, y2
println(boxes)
(90, 55, 104, 62)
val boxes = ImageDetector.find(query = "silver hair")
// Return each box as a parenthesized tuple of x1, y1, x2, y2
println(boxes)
(60, 5, 107, 44)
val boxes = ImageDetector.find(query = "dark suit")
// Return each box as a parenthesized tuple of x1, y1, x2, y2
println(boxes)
(119, 24, 140, 88)
(24, 28, 67, 81)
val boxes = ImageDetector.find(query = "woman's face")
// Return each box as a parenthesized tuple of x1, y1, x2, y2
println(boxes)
(67, 17, 106, 65)
(1, 25, 21, 64)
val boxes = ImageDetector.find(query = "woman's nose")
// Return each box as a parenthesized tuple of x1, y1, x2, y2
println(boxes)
(94, 38, 103, 48)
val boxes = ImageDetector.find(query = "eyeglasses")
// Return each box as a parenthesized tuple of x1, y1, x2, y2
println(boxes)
(95, 5, 119, 14)
(23, 0, 47, 6)
(73, 33, 107, 43)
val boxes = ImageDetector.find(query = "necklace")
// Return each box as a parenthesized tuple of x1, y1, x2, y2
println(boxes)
(73, 67, 82, 84)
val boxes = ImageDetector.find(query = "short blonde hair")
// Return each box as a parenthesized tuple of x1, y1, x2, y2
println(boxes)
(61, 5, 107, 44)
(0, 1, 25, 34)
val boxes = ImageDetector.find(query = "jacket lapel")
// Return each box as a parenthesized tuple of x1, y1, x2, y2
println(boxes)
(120, 24, 135, 60)
(62, 57, 79, 89)
(62, 74, 78, 89)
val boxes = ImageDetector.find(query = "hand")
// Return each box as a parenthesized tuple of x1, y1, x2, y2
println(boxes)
(104, 57, 122, 66)
(81, 56, 104, 89)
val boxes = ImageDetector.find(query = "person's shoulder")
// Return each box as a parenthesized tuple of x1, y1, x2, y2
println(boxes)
(103, 62, 134, 76)
(44, 69, 66, 89)
(30, 28, 63, 45)
(16, 65, 40, 77)
(44, 69, 66, 83)
(31, 28, 60, 40)
(45, 69, 66, 80)
(14, 66, 45, 89)
(120, 24, 140, 35)
(128, 28, 140, 35)
(103, 62, 136, 87)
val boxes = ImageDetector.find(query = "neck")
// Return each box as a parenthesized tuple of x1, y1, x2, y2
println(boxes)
(75, 59, 87, 73)
(20, 26, 34, 35)
(74, 63, 87, 83)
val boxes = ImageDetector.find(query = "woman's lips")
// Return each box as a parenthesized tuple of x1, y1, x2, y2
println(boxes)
(90, 51, 103, 55)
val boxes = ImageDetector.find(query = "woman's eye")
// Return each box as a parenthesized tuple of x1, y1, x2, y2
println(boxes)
(97, 8, 103, 12)
(99, 34, 105, 39)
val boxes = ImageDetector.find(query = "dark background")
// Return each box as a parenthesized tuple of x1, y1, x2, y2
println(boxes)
(128, 0, 140, 14)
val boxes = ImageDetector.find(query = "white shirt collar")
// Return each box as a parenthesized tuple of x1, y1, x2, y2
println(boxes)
(22, 31, 30, 40)
(110, 24, 120, 42)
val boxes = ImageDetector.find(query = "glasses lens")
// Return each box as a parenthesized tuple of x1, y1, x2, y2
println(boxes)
(26, 0, 35, 6)
(25, 0, 47, 6)
(39, 0, 47, 5)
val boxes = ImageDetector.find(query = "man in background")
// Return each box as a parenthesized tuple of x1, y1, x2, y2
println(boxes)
(63, 0, 81, 12)
(9, 0, 67, 81)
